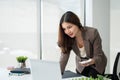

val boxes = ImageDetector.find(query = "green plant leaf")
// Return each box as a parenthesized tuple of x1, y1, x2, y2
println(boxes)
(16, 56, 28, 63)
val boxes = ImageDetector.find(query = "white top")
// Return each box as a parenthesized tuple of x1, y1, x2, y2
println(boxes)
(79, 46, 87, 57)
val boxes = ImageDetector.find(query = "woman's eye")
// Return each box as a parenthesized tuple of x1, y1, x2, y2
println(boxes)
(68, 26, 72, 29)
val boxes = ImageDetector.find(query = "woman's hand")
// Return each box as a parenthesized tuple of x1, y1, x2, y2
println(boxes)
(79, 58, 95, 67)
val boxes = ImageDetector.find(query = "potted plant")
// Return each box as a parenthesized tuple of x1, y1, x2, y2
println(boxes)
(16, 56, 28, 68)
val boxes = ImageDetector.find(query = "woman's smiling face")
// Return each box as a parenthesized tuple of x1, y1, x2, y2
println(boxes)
(62, 22, 80, 38)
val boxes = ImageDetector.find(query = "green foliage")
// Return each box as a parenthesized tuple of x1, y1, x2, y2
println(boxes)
(16, 56, 28, 63)
(70, 74, 109, 80)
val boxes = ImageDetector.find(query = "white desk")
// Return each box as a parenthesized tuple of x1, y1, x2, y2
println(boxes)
(0, 68, 84, 80)
(1, 68, 110, 80)
(0, 68, 32, 80)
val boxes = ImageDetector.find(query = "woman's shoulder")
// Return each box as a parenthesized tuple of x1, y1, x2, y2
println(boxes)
(82, 26, 100, 41)
(83, 26, 98, 33)
(83, 26, 97, 30)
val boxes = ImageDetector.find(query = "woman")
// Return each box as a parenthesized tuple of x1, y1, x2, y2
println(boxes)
(57, 11, 107, 78)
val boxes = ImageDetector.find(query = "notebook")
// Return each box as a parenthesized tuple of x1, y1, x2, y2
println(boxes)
(29, 59, 63, 80)
(10, 68, 30, 74)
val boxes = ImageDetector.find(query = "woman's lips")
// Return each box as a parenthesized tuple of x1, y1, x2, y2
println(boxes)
(68, 33, 73, 37)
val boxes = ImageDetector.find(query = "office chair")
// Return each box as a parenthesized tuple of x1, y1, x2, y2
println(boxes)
(105, 52, 120, 80)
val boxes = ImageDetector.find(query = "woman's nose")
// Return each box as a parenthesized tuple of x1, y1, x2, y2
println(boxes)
(66, 29, 70, 34)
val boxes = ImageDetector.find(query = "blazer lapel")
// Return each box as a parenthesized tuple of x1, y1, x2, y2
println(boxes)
(83, 40, 91, 57)
(82, 29, 91, 57)
(72, 27, 91, 58)
(72, 41, 81, 57)
(72, 39, 91, 58)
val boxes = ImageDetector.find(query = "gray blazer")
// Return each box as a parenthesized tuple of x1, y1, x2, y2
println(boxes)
(59, 27, 107, 74)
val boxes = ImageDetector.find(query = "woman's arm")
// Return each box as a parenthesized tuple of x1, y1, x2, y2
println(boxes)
(92, 29, 107, 73)
(59, 52, 70, 74)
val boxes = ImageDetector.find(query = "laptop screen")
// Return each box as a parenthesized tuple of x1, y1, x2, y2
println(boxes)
(29, 59, 62, 80)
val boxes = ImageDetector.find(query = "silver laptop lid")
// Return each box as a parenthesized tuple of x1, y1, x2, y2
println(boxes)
(30, 59, 62, 80)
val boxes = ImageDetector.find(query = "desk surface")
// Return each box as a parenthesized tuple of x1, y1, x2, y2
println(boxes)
(0, 68, 31, 80)
(1, 68, 112, 80)
(0, 68, 111, 80)
(0, 68, 85, 80)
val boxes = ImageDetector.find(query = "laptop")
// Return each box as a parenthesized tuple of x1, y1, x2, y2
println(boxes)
(29, 59, 64, 80)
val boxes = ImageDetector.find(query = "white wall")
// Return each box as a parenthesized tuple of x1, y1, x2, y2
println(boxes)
(110, 0, 120, 73)
(93, 0, 110, 73)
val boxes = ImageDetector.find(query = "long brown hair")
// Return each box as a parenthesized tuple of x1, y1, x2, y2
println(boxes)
(58, 11, 83, 54)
